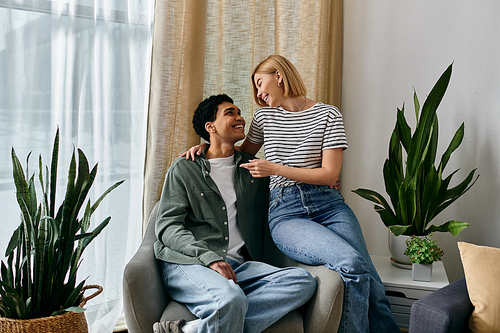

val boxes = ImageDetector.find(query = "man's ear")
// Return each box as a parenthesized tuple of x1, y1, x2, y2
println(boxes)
(205, 122, 215, 133)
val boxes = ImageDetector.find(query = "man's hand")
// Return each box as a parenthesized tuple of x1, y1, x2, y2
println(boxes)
(209, 261, 237, 283)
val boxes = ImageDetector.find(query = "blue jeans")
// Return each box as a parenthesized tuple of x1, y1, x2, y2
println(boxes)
(160, 259, 316, 333)
(269, 185, 400, 333)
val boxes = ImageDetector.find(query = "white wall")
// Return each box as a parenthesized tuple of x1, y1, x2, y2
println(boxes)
(342, 0, 500, 282)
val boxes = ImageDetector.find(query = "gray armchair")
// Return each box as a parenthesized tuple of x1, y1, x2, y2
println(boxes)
(409, 278, 473, 333)
(123, 202, 344, 333)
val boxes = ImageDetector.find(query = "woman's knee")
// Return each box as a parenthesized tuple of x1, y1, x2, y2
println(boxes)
(333, 254, 370, 277)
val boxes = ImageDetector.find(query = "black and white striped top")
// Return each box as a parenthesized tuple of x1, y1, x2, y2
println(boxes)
(246, 103, 348, 190)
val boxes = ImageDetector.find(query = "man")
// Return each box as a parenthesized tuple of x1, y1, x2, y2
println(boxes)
(153, 94, 317, 333)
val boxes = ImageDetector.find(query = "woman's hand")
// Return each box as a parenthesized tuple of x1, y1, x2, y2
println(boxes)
(181, 143, 207, 161)
(240, 159, 278, 178)
(331, 178, 341, 190)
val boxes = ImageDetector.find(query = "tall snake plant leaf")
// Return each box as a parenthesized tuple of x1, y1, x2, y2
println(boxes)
(12, 149, 31, 229)
(420, 166, 440, 233)
(407, 64, 452, 177)
(48, 129, 59, 217)
(396, 107, 412, 153)
(90, 179, 125, 215)
(0, 281, 26, 319)
(439, 123, 465, 175)
(5, 226, 20, 257)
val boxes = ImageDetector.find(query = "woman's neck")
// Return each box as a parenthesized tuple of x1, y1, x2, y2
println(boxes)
(280, 95, 309, 112)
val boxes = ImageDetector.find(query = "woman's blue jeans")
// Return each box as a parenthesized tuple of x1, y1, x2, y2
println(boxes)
(269, 184, 400, 333)
(160, 259, 316, 333)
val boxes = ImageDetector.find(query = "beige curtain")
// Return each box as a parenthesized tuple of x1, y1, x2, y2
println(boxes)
(143, 0, 343, 230)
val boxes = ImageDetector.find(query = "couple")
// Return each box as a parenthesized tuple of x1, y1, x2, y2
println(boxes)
(154, 55, 399, 333)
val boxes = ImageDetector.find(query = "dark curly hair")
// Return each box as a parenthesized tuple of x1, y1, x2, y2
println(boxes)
(192, 94, 234, 142)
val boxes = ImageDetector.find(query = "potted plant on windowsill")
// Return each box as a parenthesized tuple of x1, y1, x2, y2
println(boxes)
(352, 63, 479, 266)
(404, 235, 444, 281)
(0, 128, 124, 332)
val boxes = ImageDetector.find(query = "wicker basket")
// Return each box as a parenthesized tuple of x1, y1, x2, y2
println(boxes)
(0, 285, 102, 333)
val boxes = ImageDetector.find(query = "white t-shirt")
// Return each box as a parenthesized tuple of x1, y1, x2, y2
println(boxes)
(208, 155, 245, 263)
(246, 103, 348, 189)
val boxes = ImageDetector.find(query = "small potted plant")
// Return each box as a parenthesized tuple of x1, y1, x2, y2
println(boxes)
(404, 235, 444, 281)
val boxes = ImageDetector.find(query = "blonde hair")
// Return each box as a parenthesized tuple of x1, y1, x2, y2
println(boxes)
(251, 55, 307, 107)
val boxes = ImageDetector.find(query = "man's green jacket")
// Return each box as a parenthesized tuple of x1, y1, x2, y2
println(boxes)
(154, 148, 270, 267)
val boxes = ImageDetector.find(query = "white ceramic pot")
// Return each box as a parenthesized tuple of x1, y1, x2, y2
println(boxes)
(412, 263, 433, 282)
(388, 231, 412, 268)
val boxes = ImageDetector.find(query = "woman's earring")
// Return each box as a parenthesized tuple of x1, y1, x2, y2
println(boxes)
(278, 82, 282, 87)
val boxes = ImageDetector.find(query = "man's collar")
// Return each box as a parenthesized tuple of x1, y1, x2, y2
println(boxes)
(200, 144, 243, 164)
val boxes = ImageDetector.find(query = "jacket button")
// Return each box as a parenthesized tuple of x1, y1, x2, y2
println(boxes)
(224, 222, 228, 225)
(222, 207, 226, 210)
(225, 237, 228, 241)
(200, 193, 204, 196)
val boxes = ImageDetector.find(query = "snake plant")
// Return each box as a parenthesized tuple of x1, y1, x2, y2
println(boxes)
(352, 63, 479, 236)
(0, 128, 124, 319)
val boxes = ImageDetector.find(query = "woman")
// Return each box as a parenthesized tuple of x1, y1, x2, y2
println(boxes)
(186, 55, 399, 332)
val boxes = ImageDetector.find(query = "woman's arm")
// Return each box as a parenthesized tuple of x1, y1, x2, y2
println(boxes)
(239, 138, 262, 156)
(240, 148, 342, 187)
(181, 138, 263, 160)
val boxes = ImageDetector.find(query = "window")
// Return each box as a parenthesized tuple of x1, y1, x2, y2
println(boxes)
(0, 1, 154, 330)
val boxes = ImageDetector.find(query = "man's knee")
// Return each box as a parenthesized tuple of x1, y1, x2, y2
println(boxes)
(277, 267, 317, 300)
(219, 284, 248, 315)
(292, 267, 317, 296)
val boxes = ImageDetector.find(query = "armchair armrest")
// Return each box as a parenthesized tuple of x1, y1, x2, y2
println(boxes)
(123, 203, 169, 333)
(261, 229, 343, 333)
(297, 263, 343, 333)
(409, 277, 472, 333)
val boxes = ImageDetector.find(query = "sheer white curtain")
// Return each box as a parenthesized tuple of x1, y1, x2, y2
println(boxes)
(0, 0, 154, 332)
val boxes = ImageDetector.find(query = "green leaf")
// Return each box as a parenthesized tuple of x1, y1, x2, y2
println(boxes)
(432, 169, 479, 219)
(427, 220, 469, 236)
(352, 188, 392, 209)
(49, 128, 59, 217)
(64, 306, 86, 313)
(5, 226, 21, 257)
(383, 159, 400, 208)
(0, 281, 27, 319)
(420, 166, 440, 229)
(438, 122, 465, 174)
(407, 64, 452, 177)
(413, 89, 420, 122)
(388, 225, 412, 236)
(80, 217, 111, 249)
(90, 179, 125, 215)
(396, 109, 412, 153)
(62, 280, 85, 309)
(374, 206, 400, 227)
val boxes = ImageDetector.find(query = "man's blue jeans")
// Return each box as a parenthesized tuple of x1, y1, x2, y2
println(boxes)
(160, 259, 316, 333)
(269, 184, 400, 333)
